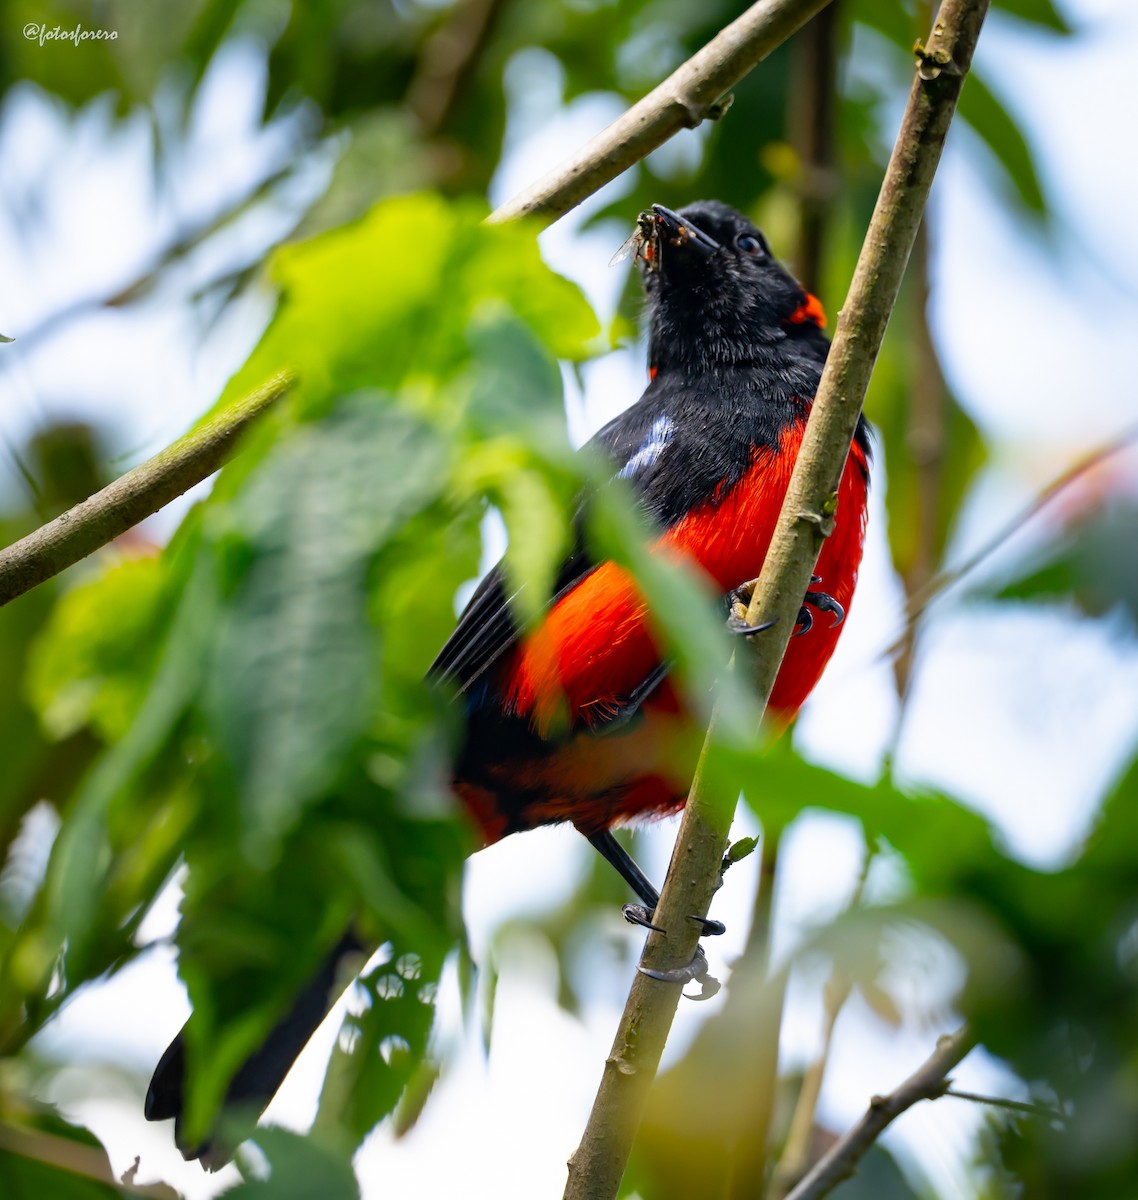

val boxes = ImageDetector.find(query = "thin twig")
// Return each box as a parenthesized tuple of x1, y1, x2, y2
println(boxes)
(487, 0, 834, 226)
(891, 224, 951, 711)
(0, 1120, 178, 1198)
(790, 1, 840, 294)
(404, 0, 506, 137)
(728, 830, 786, 1199)
(944, 1088, 1064, 1121)
(564, 1, 990, 1196)
(0, 371, 293, 608)
(884, 420, 1138, 656)
(767, 852, 873, 1200)
(3, 164, 298, 364)
(767, 975, 851, 1200)
(782, 1027, 975, 1200)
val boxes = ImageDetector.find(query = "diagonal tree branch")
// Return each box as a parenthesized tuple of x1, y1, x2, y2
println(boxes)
(783, 1027, 975, 1200)
(563, 2, 990, 1197)
(0, 371, 293, 608)
(487, 0, 834, 226)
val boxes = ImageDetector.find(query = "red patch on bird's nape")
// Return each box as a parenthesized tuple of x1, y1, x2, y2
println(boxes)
(648, 365, 658, 381)
(786, 292, 827, 328)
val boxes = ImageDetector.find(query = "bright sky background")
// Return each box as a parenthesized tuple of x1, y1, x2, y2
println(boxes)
(3, 1, 1138, 1196)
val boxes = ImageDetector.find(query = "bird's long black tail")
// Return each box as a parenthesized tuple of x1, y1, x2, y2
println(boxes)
(145, 929, 366, 1169)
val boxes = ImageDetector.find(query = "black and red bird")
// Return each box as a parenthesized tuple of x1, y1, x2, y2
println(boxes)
(146, 200, 871, 1162)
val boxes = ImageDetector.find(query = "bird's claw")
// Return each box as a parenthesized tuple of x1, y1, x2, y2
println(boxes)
(727, 612, 775, 637)
(622, 904, 665, 933)
(623, 904, 724, 938)
(638, 945, 721, 1000)
(688, 914, 726, 936)
(805, 589, 844, 627)
(726, 580, 775, 637)
(792, 579, 844, 637)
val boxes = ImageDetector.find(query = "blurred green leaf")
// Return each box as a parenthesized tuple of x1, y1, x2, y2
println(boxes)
(0, 1108, 152, 1199)
(864, 273, 988, 588)
(992, 0, 1072, 34)
(456, 314, 580, 625)
(203, 394, 448, 851)
(148, 192, 594, 1148)
(225, 1126, 359, 1199)
(38, 529, 218, 988)
(589, 480, 762, 743)
(991, 501, 1138, 625)
(313, 944, 441, 1150)
(629, 896, 1012, 1198)
(221, 194, 597, 420)
(959, 71, 1047, 216)
(26, 556, 168, 743)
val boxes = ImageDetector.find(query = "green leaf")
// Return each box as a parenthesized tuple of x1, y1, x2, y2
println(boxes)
(958, 71, 1048, 216)
(737, 738, 1009, 892)
(865, 273, 988, 586)
(588, 480, 764, 743)
(0, 1107, 155, 1198)
(224, 1127, 359, 1200)
(459, 313, 579, 625)
(992, 0, 1072, 34)
(313, 942, 441, 1151)
(629, 897, 1012, 1199)
(41, 534, 219, 985)
(219, 194, 598, 419)
(464, 310, 567, 436)
(991, 501, 1138, 624)
(203, 394, 448, 851)
(26, 556, 168, 742)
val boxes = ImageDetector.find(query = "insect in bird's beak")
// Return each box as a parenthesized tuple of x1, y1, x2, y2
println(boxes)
(609, 210, 659, 269)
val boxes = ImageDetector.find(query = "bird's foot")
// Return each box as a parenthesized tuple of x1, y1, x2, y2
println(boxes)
(623, 904, 725, 938)
(793, 576, 845, 637)
(726, 578, 775, 636)
(638, 945, 721, 1000)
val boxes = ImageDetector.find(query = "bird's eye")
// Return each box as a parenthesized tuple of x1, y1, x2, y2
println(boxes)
(736, 234, 763, 256)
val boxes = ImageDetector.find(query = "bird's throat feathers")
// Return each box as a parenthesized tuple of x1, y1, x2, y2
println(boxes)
(641, 200, 827, 375)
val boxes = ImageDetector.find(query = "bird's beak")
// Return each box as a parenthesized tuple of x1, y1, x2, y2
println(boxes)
(650, 204, 721, 257)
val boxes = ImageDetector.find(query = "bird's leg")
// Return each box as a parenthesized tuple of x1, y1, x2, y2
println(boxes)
(793, 575, 845, 638)
(585, 829, 725, 938)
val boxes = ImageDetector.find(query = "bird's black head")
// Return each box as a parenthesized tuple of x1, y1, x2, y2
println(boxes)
(635, 200, 822, 373)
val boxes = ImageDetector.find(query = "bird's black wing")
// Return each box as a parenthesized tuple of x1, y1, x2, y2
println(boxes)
(426, 547, 597, 694)
(427, 377, 708, 695)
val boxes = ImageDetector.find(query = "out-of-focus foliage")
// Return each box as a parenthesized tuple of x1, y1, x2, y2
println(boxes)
(8, 1, 1135, 1198)
(0, 193, 607, 1161)
(615, 736, 1138, 1197)
(991, 499, 1138, 627)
